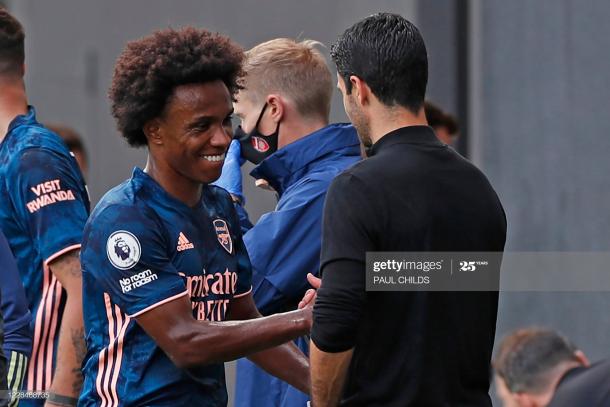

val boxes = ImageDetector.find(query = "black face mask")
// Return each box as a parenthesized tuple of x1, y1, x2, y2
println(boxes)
(234, 104, 279, 165)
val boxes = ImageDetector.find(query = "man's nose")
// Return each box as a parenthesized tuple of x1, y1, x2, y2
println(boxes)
(210, 124, 231, 148)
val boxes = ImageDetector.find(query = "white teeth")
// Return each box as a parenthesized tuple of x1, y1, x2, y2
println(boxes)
(201, 153, 226, 162)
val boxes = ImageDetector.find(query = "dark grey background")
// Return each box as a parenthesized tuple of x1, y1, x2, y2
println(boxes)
(470, 0, 610, 375)
(5, 0, 610, 405)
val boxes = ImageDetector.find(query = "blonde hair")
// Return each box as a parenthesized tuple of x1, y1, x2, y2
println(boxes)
(243, 38, 333, 121)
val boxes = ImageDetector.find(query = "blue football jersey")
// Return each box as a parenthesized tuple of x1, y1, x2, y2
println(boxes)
(0, 106, 90, 395)
(79, 168, 253, 407)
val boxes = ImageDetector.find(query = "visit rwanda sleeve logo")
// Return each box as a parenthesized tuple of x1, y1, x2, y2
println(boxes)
(26, 179, 76, 213)
(213, 219, 233, 254)
(106, 230, 141, 270)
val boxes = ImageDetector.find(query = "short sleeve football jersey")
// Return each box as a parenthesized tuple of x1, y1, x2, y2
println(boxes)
(79, 168, 252, 407)
(0, 107, 90, 394)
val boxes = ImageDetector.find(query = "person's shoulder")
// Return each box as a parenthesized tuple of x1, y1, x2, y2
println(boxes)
(548, 360, 610, 407)
(332, 160, 374, 185)
(203, 184, 244, 233)
(84, 186, 166, 265)
(4, 127, 74, 174)
(299, 147, 360, 188)
(12, 124, 71, 157)
(89, 179, 156, 227)
(341, 154, 382, 177)
(326, 165, 375, 198)
(205, 184, 234, 207)
(569, 358, 610, 385)
(285, 172, 333, 199)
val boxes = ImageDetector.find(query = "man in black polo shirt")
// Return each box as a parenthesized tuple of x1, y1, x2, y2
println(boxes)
(308, 13, 507, 406)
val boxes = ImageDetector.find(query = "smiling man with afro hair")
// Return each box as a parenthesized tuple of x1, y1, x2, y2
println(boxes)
(78, 27, 313, 406)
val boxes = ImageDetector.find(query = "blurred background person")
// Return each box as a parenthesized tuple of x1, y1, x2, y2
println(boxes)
(215, 38, 360, 407)
(424, 100, 459, 146)
(0, 229, 32, 407)
(45, 124, 89, 180)
(494, 328, 610, 407)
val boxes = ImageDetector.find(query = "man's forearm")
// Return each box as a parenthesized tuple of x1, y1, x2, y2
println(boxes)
(48, 293, 84, 399)
(310, 341, 353, 407)
(189, 309, 309, 365)
(46, 251, 85, 404)
(138, 297, 312, 369)
(249, 340, 310, 394)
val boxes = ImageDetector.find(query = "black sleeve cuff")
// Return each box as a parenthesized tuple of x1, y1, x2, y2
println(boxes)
(311, 259, 365, 353)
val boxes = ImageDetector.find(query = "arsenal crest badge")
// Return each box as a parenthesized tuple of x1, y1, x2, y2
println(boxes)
(251, 136, 270, 152)
(213, 219, 233, 254)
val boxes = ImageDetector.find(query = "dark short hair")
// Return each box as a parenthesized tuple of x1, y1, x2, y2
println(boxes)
(109, 27, 244, 147)
(330, 13, 428, 113)
(425, 101, 459, 135)
(0, 7, 25, 77)
(493, 328, 580, 394)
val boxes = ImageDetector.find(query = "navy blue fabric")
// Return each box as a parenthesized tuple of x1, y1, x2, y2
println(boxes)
(234, 124, 360, 407)
(0, 229, 32, 357)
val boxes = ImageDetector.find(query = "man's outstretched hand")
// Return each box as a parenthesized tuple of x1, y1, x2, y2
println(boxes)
(298, 273, 322, 310)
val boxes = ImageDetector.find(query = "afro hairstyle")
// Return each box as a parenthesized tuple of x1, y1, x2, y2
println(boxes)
(109, 27, 244, 147)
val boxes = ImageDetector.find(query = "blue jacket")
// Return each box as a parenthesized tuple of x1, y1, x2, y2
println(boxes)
(234, 124, 360, 407)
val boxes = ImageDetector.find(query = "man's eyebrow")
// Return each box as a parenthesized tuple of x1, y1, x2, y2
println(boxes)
(185, 109, 234, 129)
(186, 116, 213, 128)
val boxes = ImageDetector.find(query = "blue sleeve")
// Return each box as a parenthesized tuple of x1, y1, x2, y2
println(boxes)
(9, 147, 89, 262)
(0, 230, 32, 356)
(81, 205, 187, 317)
(243, 178, 327, 314)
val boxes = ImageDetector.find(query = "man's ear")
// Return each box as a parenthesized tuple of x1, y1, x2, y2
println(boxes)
(266, 94, 284, 124)
(349, 75, 370, 107)
(512, 392, 538, 407)
(574, 350, 590, 367)
(143, 118, 163, 146)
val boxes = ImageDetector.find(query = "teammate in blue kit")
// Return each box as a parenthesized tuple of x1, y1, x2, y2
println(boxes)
(0, 8, 90, 406)
(78, 28, 312, 406)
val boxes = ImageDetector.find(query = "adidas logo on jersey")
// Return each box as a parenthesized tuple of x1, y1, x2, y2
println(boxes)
(177, 232, 194, 252)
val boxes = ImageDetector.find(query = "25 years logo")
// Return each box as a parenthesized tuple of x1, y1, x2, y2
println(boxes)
(459, 261, 476, 271)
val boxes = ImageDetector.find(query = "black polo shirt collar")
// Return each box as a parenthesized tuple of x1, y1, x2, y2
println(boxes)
(368, 125, 443, 157)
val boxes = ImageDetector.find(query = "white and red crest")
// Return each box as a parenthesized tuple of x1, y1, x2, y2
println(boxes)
(251, 136, 270, 152)
(213, 219, 233, 254)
